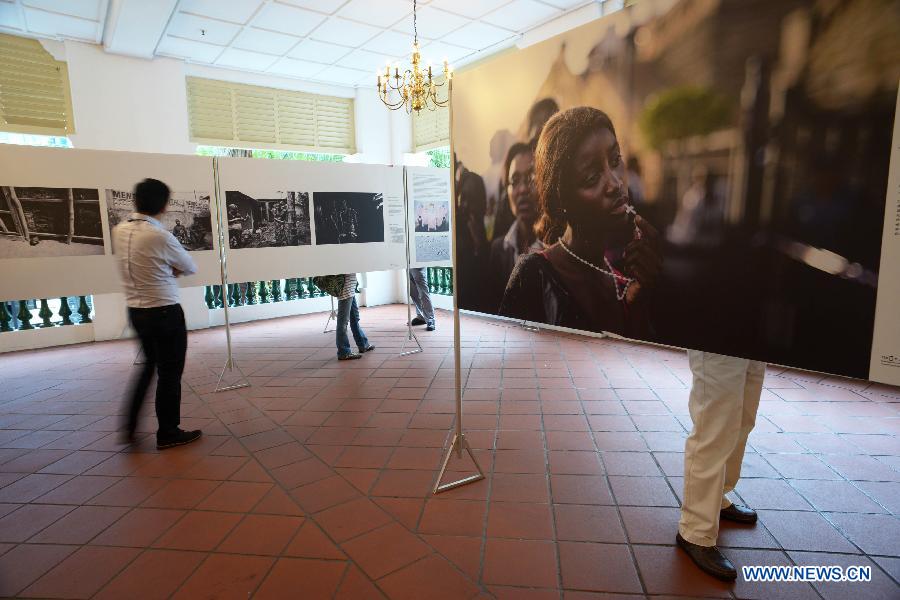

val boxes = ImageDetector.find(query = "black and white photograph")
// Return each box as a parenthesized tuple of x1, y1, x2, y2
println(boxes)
(107, 189, 214, 251)
(0, 186, 105, 258)
(414, 200, 449, 233)
(313, 192, 385, 245)
(415, 233, 451, 263)
(224, 190, 311, 249)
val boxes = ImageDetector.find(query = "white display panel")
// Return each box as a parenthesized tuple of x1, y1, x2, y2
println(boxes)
(869, 89, 900, 387)
(406, 166, 452, 268)
(215, 157, 406, 283)
(0, 145, 220, 300)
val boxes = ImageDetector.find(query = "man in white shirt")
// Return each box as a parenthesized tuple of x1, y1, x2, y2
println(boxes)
(114, 178, 201, 449)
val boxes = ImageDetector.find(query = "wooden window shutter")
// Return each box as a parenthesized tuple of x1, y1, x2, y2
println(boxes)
(0, 33, 75, 136)
(412, 104, 449, 152)
(186, 76, 356, 153)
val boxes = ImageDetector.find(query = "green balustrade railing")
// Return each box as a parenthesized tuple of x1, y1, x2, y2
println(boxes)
(426, 267, 453, 296)
(0, 296, 94, 333)
(203, 270, 453, 310)
(205, 277, 328, 309)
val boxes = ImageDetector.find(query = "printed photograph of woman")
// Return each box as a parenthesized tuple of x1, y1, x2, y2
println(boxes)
(499, 107, 662, 338)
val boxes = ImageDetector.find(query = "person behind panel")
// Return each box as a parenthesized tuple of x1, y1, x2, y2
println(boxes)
(335, 273, 376, 360)
(677, 352, 766, 581)
(408, 267, 435, 331)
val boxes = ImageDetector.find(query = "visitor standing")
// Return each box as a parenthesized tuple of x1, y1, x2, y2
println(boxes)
(677, 351, 765, 580)
(114, 178, 201, 449)
(408, 267, 435, 331)
(335, 273, 375, 360)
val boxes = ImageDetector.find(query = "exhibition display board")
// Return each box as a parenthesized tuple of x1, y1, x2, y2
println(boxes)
(406, 166, 452, 267)
(1, 145, 449, 303)
(214, 157, 407, 283)
(0, 145, 220, 299)
(451, 0, 900, 386)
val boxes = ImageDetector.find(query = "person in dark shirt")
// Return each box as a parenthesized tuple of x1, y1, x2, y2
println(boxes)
(499, 107, 661, 338)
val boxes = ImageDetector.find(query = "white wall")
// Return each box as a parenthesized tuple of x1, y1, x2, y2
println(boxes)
(65, 42, 196, 155)
(4, 40, 410, 350)
(352, 87, 393, 165)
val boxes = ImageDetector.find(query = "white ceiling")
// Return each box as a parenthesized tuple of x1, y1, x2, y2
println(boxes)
(0, 0, 626, 89)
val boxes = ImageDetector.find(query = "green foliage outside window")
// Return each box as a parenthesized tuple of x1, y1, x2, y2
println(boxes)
(196, 145, 345, 162)
(426, 146, 451, 168)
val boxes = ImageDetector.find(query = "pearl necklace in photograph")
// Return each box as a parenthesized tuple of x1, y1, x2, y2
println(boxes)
(557, 239, 634, 302)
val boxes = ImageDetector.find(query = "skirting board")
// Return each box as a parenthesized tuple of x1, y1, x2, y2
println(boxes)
(0, 324, 95, 353)
(208, 297, 335, 327)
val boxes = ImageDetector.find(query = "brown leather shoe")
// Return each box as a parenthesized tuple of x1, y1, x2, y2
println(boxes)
(721, 503, 757, 524)
(676, 533, 737, 580)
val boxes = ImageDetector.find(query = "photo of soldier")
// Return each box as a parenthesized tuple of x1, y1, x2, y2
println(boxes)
(222, 190, 311, 249)
(313, 192, 385, 245)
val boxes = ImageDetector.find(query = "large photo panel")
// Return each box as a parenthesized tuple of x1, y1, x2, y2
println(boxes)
(453, 0, 900, 382)
(0, 145, 219, 300)
(216, 157, 406, 283)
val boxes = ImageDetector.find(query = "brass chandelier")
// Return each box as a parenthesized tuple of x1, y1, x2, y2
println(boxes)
(377, 0, 451, 113)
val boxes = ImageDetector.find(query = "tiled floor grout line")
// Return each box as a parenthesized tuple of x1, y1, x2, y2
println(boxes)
(653, 358, 873, 600)
(2, 307, 899, 598)
(592, 344, 655, 598)
(189, 358, 408, 600)
(185, 337, 497, 599)
(470, 359, 498, 597)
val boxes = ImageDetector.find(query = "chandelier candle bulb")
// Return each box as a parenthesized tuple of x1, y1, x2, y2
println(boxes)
(377, 0, 451, 113)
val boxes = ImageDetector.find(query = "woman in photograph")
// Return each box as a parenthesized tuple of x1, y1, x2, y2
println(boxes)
(499, 106, 661, 338)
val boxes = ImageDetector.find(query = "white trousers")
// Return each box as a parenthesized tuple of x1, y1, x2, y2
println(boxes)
(678, 350, 765, 546)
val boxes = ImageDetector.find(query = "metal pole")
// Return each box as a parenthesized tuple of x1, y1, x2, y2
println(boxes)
(323, 295, 336, 333)
(212, 156, 249, 393)
(434, 77, 484, 493)
(400, 166, 423, 357)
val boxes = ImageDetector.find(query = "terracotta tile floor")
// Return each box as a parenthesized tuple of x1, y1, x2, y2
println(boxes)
(1, 304, 899, 599)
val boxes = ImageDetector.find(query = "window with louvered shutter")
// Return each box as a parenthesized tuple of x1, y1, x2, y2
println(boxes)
(186, 77, 355, 154)
(0, 34, 75, 136)
(412, 104, 449, 152)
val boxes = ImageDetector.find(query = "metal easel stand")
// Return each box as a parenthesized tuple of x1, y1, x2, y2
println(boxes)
(399, 166, 423, 357)
(212, 157, 250, 393)
(434, 79, 484, 493)
(520, 319, 540, 333)
(118, 323, 145, 365)
(133, 344, 145, 365)
(323, 296, 337, 333)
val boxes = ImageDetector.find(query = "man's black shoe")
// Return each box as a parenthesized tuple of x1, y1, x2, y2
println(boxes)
(360, 344, 376, 353)
(338, 352, 362, 361)
(157, 429, 202, 450)
(410, 316, 426, 326)
(426, 320, 436, 331)
(720, 503, 757, 524)
(676, 533, 737, 581)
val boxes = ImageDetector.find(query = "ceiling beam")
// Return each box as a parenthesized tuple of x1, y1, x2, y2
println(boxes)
(102, 0, 178, 59)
